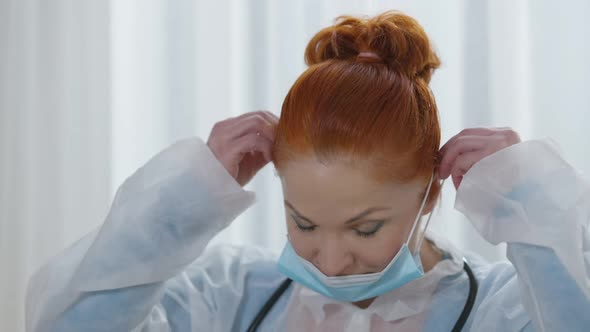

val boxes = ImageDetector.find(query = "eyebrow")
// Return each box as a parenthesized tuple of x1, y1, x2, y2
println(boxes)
(284, 200, 391, 225)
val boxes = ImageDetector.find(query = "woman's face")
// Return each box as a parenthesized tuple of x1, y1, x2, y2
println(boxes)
(279, 158, 429, 277)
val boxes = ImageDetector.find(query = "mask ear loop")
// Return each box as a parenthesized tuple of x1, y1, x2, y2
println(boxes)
(415, 176, 446, 254)
(406, 172, 437, 253)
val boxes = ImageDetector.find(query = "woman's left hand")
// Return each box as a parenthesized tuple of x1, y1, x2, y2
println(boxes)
(438, 127, 522, 189)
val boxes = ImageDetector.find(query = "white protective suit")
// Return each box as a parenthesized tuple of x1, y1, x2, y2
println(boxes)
(25, 137, 590, 331)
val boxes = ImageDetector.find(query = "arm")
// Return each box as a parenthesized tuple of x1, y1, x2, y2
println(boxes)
(455, 139, 590, 330)
(25, 137, 256, 332)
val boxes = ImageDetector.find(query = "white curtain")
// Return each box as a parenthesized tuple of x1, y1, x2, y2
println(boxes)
(1, 1, 112, 332)
(2, 1, 590, 331)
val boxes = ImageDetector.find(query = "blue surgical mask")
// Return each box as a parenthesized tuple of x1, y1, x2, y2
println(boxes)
(277, 174, 436, 302)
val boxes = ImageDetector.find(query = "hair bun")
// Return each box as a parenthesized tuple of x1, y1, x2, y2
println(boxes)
(304, 11, 440, 83)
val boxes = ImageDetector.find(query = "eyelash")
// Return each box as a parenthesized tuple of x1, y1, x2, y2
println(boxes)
(295, 223, 316, 232)
(354, 225, 382, 238)
(291, 216, 383, 238)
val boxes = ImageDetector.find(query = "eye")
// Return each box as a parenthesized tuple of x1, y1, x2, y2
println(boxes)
(291, 215, 316, 232)
(354, 221, 384, 238)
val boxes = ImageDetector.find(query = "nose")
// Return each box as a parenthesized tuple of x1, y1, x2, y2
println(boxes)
(314, 238, 353, 277)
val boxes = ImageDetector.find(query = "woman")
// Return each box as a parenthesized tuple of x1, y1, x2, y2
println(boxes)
(26, 11, 590, 332)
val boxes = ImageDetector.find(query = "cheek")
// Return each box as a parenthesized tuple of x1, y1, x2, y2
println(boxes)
(354, 227, 408, 269)
(357, 241, 403, 269)
(286, 220, 316, 258)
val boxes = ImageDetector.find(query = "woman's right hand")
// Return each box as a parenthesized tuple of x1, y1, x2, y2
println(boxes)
(206, 110, 279, 187)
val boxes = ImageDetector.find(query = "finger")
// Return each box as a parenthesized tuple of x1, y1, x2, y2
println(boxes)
(452, 174, 463, 190)
(229, 114, 276, 142)
(208, 116, 245, 146)
(256, 111, 280, 136)
(439, 136, 487, 179)
(233, 110, 265, 120)
(449, 150, 487, 186)
(231, 133, 273, 163)
(439, 128, 496, 156)
(214, 111, 275, 142)
(212, 110, 276, 134)
(248, 151, 272, 170)
(258, 110, 279, 125)
(234, 110, 277, 123)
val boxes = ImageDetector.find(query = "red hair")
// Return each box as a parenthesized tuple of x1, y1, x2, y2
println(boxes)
(273, 11, 442, 201)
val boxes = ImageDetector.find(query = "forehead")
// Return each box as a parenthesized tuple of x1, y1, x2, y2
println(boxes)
(279, 158, 422, 211)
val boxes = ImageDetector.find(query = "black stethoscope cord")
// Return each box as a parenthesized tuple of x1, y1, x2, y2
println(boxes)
(451, 261, 478, 332)
(247, 278, 293, 332)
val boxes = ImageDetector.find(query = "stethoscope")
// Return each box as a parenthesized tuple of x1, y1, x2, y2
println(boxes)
(247, 260, 478, 332)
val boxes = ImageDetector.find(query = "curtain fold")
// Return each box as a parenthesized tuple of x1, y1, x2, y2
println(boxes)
(0, 1, 112, 331)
